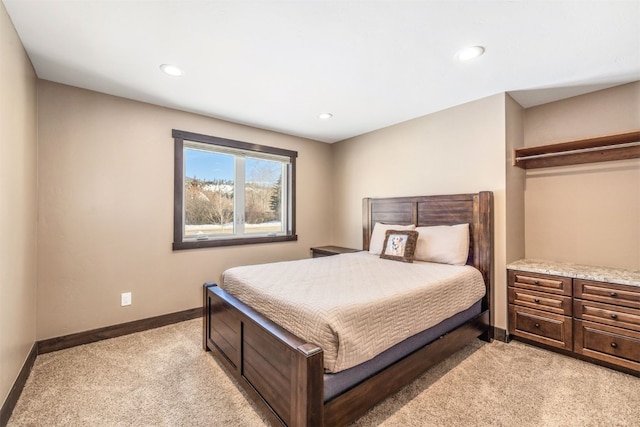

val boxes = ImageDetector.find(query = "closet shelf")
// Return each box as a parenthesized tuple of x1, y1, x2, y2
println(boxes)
(514, 130, 640, 169)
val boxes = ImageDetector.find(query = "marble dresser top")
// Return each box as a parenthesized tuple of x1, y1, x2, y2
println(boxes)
(507, 259, 640, 287)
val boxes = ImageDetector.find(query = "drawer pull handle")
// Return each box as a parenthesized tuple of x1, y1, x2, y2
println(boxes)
(534, 298, 540, 303)
(610, 292, 617, 297)
(611, 342, 618, 348)
(610, 314, 618, 319)
(534, 323, 540, 328)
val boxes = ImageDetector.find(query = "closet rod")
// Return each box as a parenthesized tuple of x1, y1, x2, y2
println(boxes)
(515, 141, 640, 161)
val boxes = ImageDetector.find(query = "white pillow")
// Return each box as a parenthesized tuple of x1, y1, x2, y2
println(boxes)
(414, 224, 469, 265)
(369, 223, 416, 255)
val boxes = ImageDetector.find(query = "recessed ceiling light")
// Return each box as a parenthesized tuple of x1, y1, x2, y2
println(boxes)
(318, 113, 333, 120)
(456, 46, 485, 61)
(160, 64, 183, 77)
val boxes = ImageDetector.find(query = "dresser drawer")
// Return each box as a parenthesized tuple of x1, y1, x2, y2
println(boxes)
(574, 279, 640, 309)
(508, 270, 572, 296)
(508, 304, 572, 350)
(574, 320, 640, 372)
(573, 299, 640, 332)
(508, 287, 572, 315)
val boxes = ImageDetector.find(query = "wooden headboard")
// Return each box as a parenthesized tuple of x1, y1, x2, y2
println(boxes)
(362, 191, 494, 312)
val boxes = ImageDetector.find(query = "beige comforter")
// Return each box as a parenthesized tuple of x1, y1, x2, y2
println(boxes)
(222, 252, 485, 373)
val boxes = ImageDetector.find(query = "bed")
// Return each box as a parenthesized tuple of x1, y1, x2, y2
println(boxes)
(203, 191, 494, 427)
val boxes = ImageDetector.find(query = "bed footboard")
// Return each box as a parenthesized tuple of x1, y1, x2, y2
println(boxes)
(203, 283, 324, 427)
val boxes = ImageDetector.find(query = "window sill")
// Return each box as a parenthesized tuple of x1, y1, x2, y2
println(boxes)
(172, 234, 298, 250)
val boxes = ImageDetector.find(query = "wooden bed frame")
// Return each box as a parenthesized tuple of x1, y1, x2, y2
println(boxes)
(203, 191, 494, 427)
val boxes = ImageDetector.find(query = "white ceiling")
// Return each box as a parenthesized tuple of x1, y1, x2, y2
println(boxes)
(3, 1, 640, 143)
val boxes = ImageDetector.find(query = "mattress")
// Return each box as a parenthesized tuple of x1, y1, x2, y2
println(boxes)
(222, 251, 486, 373)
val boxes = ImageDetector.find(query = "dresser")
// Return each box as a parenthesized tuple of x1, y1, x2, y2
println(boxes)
(508, 260, 640, 374)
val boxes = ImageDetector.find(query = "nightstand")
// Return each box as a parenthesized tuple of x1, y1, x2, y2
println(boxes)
(310, 246, 360, 258)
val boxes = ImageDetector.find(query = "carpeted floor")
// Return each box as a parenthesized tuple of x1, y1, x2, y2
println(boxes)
(8, 319, 640, 426)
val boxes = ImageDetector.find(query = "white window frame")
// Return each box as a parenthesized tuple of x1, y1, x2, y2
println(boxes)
(173, 129, 297, 250)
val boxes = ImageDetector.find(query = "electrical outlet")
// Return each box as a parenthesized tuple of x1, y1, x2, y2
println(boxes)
(121, 292, 132, 306)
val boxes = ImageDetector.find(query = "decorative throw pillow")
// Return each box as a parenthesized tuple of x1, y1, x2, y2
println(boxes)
(414, 223, 469, 265)
(380, 230, 419, 263)
(369, 223, 416, 255)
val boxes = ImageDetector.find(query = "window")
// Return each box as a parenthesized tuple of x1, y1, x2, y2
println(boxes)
(173, 129, 297, 250)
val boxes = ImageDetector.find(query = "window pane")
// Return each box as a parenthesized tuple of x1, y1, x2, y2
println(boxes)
(173, 129, 297, 250)
(184, 148, 235, 238)
(244, 157, 284, 235)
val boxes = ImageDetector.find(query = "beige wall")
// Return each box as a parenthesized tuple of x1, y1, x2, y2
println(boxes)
(37, 81, 333, 340)
(331, 93, 510, 330)
(505, 94, 526, 264)
(0, 3, 38, 407)
(523, 82, 640, 269)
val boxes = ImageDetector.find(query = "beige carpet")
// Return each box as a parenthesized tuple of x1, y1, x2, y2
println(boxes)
(8, 319, 639, 427)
